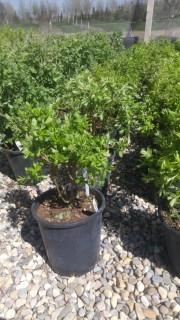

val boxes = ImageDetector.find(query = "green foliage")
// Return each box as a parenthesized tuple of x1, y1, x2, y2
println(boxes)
(110, 32, 124, 52)
(0, 29, 179, 219)
(140, 55, 180, 218)
(0, 28, 120, 146)
(57, 63, 140, 156)
(15, 104, 110, 202)
(0, 27, 26, 48)
(175, 40, 180, 52)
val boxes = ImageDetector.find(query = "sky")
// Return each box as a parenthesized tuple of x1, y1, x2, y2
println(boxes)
(8, 0, 124, 10)
(10, 0, 19, 8)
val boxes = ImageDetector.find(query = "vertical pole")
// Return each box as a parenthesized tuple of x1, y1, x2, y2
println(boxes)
(49, 19, 52, 33)
(144, 0, 155, 43)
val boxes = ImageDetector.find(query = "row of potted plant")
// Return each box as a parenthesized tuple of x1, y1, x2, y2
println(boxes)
(0, 27, 123, 151)
(0, 30, 179, 276)
(0, 28, 124, 275)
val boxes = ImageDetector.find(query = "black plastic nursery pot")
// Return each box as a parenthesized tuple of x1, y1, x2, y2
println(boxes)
(162, 218, 180, 277)
(123, 36, 139, 48)
(5, 149, 32, 179)
(31, 188, 106, 276)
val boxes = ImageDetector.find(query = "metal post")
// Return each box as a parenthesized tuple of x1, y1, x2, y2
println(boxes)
(144, 0, 155, 43)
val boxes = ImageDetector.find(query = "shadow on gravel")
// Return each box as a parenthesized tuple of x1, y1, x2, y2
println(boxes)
(112, 146, 157, 204)
(103, 197, 171, 272)
(103, 147, 173, 275)
(5, 189, 48, 265)
(5, 148, 173, 276)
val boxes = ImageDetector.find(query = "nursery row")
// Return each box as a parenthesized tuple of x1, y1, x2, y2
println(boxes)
(0, 27, 122, 145)
(0, 28, 179, 275)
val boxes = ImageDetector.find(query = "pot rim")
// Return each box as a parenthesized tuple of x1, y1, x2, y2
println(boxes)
(31, 187, 105, 229)
(4, 148, 23, 156)
(159, 209, 180, 236)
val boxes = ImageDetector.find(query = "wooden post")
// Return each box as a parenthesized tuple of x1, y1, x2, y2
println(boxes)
(49, 19, 52, 33)
(144, 0, 155, 43)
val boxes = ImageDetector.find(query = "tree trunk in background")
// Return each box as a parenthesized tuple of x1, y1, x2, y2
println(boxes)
(144, 0, 155, 43)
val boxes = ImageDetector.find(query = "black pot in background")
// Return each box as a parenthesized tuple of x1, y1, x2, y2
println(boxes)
(31, 187, 106, 276)
(162, 218, 180, 277)
(123, 36, 139, 48)
(5, 149, 33, 179)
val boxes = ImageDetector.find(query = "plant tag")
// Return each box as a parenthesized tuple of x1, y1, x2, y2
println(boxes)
(93, 197, 98, 212)
(15, 141, 23, 151)
(85, 183, 90, 197)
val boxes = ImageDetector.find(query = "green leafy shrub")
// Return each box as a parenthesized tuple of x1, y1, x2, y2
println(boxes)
(110, 32, 124, 52)
(57, 63, 140, 155)
(0, 27, 26, 48)
(1, 30, 179, 220)
(109, 40, 177, 94)
(175, 40, 180, 52)
(141, 54, 180, 218)
(14, 104, 110, 202)
(0, 29, 121, 146)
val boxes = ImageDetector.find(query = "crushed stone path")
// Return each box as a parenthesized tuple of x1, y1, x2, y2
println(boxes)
(0, 152, 179, 320)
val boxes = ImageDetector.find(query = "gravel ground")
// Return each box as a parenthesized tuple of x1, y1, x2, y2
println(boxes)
(0, 151, 180, 320)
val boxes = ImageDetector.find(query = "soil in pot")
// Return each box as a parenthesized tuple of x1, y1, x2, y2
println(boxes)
(162, 210, 180, 231)
(37, 190, 97, 223)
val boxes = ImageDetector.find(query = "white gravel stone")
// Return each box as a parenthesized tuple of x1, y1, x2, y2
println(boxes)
(26, 273, 33, 282)
(158, 287, 168, 299)
(39, 289, 46, 297)
(103, 253, 111, 261)
(137, 281, 144, 292)
(135, 303, 144, 320)
(16, 298, 26, 309)
(120, 312, 128, 320)
(75, 285, 84, 297)
(63, 313, 76, 320)
(30, 298, 37, 309)
(44, 283, 51, 291)
(104, 289, 113, 298)
(173, 304, 180, 313)
(174, 277, 180, 286)
(141, 296, 150, 307)
(29, 286, 39, 298)
(143, 309, 157, 319)
(17, 281, 29, 290)
(79, 308, 86, 317)
(51, 308, 63, 320)
(96, 301, 106, 312)
(78, 298, 84, 308)
(52, 288, 60, 298)
(37, 305, 45, 314)
(111, 295, 118, 309)
(168, 291, 177, 300)
(5, 309, 16, 319)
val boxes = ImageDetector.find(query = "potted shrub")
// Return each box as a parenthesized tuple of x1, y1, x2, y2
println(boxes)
(16, 104, 110, 275)
(0, 29, 120, 179)
(56, 63, 141, 192)
(140, 52, 180, 276)
(159, 194, 180, 277)
(142, 142, 180, 276)
(0, 36, 49, 178)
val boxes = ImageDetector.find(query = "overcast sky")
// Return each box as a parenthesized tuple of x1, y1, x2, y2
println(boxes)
(8, 0, 124, 10)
